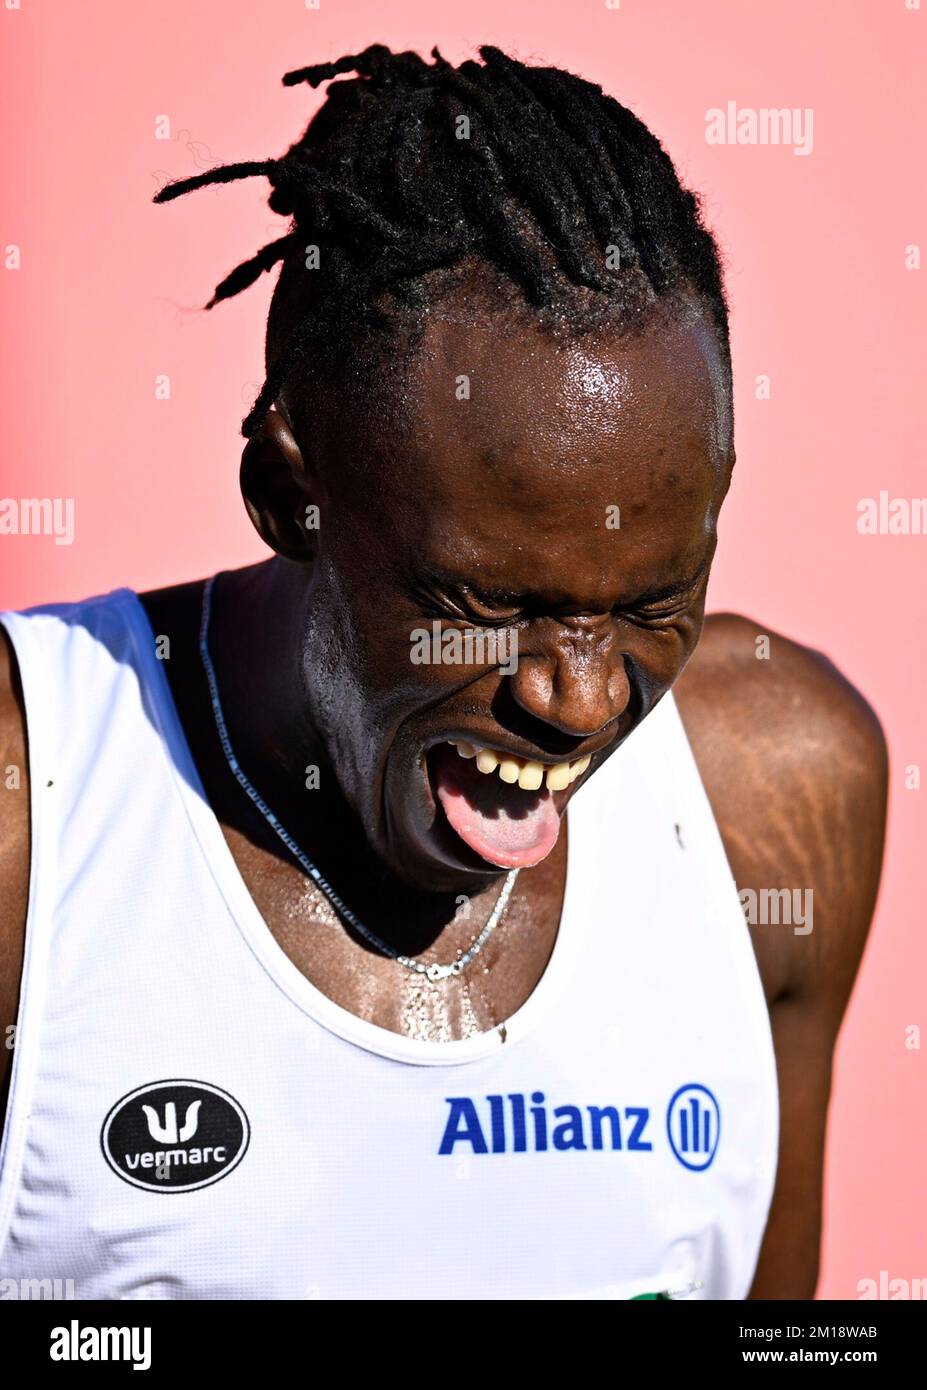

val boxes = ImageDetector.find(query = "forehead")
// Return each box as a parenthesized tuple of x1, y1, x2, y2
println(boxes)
(329, 302, 730, 600)
(381, 301, 728, 495)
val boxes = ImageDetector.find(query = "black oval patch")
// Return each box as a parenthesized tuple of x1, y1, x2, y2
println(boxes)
(101, 1079, 250, 1192)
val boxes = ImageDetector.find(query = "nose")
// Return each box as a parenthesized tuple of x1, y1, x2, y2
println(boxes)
(507, 619, 630, 740)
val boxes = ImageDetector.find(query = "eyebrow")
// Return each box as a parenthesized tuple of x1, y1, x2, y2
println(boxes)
(413, 574, 522, 609)
(419, 556, 712, 611)
(630, 560, 712, 604)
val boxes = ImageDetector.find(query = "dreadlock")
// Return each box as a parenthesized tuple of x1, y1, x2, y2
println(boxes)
(154, 43, 732, 440)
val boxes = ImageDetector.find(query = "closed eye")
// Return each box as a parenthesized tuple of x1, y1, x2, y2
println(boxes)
(626, 601, 692, 625)
(457, 594, 524, 624)
(620, 585, 701, 625)
(410, 576, 525, 626)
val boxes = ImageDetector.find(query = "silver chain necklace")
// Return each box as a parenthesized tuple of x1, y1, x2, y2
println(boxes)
(198, 574, 520, 982)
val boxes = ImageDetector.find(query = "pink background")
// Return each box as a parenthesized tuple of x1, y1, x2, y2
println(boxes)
(1, 0, 924, 1298)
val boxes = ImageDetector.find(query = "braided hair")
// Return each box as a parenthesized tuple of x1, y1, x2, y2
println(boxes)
(154, 43, 732, 440)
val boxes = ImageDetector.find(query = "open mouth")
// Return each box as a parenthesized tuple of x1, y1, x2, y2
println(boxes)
(426, 741, 591, 871)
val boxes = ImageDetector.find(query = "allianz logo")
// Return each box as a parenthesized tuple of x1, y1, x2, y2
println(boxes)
(438, 1085, 721, 1171)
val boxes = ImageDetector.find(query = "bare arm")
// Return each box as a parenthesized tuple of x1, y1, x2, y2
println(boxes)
(0, 623, 30, 1133)
(676, 613, 888, 1299)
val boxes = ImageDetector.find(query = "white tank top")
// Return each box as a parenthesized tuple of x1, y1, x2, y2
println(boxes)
(0, 588, 778, 1301)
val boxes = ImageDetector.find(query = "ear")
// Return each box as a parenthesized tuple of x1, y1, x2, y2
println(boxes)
(713, 442, 736, 508)
(239, 405, 321, 562)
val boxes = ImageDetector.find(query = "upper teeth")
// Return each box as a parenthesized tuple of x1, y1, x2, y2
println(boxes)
(452, 742, 591, 792)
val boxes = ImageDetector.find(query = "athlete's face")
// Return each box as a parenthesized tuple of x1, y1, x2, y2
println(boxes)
(274, 301, 732, 892)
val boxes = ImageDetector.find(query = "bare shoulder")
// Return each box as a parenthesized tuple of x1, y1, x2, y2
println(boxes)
(676, 611, 887, 782)
(0, 623, 30, 1103)
(674, 611, 888, 1006)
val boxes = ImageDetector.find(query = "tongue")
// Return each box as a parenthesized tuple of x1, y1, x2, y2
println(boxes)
(431, 746, 563, 869)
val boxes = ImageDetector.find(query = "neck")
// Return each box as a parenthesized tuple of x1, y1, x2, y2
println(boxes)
(203, 561, 509, 948)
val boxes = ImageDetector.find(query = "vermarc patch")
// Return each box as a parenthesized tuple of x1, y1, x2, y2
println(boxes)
(101, 1079, 250, 1192)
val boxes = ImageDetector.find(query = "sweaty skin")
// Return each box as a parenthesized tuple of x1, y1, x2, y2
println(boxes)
(0, 291, 887, 1299)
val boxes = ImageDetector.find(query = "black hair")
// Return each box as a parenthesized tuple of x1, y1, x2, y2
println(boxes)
(153, 43, 732, 440)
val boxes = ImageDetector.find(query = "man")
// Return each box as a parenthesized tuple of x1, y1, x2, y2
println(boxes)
(0, 45, 886, 1300)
